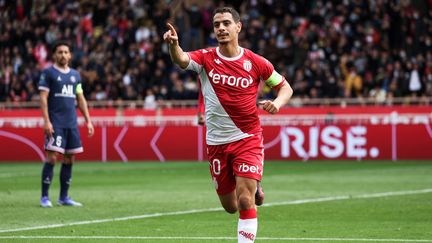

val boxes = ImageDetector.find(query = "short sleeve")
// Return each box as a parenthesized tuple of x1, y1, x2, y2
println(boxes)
(75, 72, 83, 94)
(185, 49, 206, 73)
(257, 56, 285, 89)
(265, 70, 285, 89)
(38, 70, 50, 92)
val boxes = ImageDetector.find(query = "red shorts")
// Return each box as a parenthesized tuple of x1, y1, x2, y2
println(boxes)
(207, 133, 264, 195)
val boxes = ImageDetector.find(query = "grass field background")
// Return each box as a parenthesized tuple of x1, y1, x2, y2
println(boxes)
(0, 161, 431, 242)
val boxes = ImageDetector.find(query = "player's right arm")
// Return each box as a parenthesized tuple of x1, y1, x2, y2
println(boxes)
(163, 23, 190, 69)
(40, 90, 53, 137)
(38, 71, 53, 137)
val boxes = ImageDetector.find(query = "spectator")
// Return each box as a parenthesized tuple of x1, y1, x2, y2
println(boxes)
(0, 0, 431, 104)
(340, 56, 363, 98)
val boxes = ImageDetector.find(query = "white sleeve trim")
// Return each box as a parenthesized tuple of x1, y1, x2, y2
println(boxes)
(185, 58, 203, 74)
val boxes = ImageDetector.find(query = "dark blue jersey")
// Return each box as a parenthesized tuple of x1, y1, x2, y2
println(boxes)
(38, 66, 83, 128)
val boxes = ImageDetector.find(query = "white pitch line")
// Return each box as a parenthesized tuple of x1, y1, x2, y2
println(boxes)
(0, 236, 431, 242)
(1, 188, 432, 234)
(262, 188, 432, 207)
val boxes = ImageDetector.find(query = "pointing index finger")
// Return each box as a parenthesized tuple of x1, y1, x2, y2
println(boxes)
(166, 23, 177, 35)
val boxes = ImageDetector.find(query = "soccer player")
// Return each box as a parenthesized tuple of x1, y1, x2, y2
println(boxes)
(38, 41, 94, 207)
(163, 7, 293, 243)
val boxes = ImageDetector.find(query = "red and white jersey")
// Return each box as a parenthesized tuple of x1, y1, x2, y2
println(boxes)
(186, 47, 285, 145)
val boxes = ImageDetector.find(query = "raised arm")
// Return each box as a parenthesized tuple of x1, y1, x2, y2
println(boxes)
(163, 23, 190, 69)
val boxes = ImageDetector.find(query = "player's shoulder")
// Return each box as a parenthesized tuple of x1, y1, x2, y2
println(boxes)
(40, 66, 56, 78)
(195, 47, 217, 55)
(69, 68, 80, 75)
(42, 66, 55, 73)
(242, 48, 269, 63)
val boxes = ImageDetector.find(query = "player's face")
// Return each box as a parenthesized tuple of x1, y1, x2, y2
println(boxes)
(213, 13, 241, 44)
(54, 45, 71, 67)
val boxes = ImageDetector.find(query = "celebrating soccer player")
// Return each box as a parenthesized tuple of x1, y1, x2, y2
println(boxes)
(38, 41, 94, 208)
(163, 7, 293, 243)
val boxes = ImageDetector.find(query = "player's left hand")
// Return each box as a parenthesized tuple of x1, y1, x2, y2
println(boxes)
(87, 122, 94, 137)
(259, 100, 280, 114)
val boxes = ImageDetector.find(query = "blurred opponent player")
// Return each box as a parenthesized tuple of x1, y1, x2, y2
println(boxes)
(164, 7, 293, 242)
(38, 41, 94, 207)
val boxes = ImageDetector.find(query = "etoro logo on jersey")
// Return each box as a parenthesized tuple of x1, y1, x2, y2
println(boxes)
(208, 69, 253, 88)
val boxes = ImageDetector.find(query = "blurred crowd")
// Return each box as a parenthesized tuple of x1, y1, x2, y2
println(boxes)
(0, 0, 431, 107)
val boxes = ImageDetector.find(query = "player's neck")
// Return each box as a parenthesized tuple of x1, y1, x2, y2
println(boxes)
(218, 43, 241, 58)
(53, 63, 70, 73)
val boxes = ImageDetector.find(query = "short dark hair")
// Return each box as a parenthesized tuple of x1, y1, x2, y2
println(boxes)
(52, 40, 71, 53)
(213, 7, 240, 23)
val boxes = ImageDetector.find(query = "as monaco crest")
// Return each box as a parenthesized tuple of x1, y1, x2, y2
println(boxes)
(243, 60, 252, 72)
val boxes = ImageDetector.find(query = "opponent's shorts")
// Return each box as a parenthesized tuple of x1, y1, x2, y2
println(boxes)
(207, 133, 264, 195)
(45, 127, 83, 154)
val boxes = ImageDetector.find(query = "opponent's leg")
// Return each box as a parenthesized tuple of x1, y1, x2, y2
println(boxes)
(236, 177, 258, 243)
(57, 154, 82, 206)
(59, 154, 73, 201)
(40, 151, 57, 207)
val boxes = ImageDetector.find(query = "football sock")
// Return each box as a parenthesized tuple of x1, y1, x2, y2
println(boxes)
(41, 162, 54, 197)
(238, 208, 258, 243)
(59, 163, 72, 199)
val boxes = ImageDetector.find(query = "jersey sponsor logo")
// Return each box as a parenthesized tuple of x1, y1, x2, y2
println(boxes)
(208, 69, 253, 88)
(54, 84, 76, 98)
(239, 231, 255, 241)
(214, 58, 222, 64)
(238, 163, 262, 175)
(243, 60, 252, 72)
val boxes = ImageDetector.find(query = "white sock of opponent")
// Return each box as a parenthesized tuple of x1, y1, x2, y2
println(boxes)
(238, 208, 257, 243)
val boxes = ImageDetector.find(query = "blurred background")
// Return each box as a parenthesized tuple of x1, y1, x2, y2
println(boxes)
(0, 0, 431, 161)
(1, 0, 431, 106)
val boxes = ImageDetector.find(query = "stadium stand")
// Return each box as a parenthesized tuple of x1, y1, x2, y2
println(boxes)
(0, 0, 431, 108)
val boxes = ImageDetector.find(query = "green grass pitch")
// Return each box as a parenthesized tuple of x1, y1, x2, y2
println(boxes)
(0, 161, 431, 242)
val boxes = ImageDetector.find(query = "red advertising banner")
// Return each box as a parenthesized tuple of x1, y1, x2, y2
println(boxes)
(0, 106, 431, 162)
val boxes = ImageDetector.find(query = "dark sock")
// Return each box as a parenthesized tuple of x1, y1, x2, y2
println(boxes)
(41, 162, 54, 197)
(60, 163, 72, 200)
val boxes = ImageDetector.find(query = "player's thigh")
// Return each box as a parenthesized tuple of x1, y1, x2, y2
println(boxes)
(45, 128, 66, 154)
(207, 144, 236, 197)
(65, 127, 83, 155)
(231, 134, 264, 182)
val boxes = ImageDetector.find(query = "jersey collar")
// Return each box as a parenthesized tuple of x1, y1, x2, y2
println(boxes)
(216, 46, 244, 61)
(53, 64, 71, 74)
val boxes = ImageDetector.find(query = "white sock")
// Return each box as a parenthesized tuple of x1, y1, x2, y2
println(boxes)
(238, 209, 258, 243)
